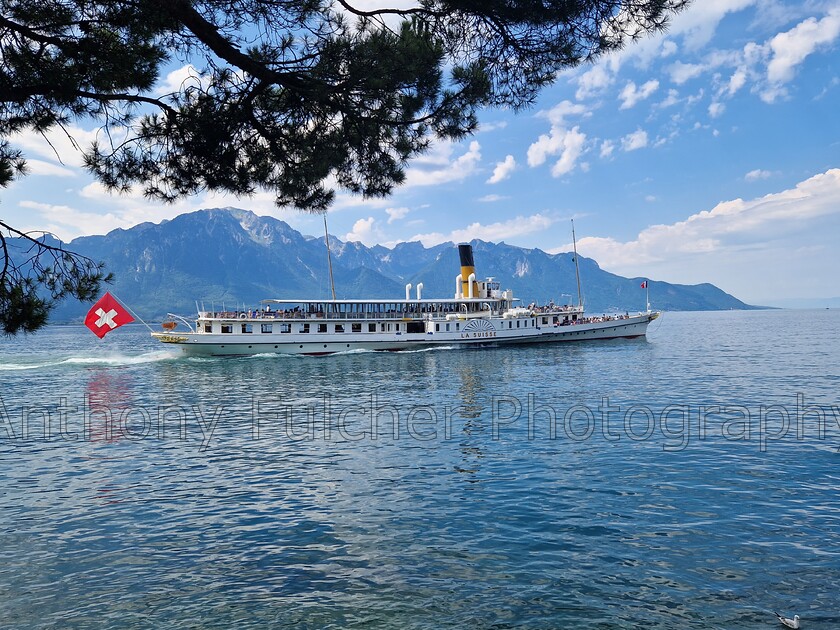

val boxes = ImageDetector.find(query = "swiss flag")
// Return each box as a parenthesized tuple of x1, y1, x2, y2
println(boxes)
(640, 281, 648, 289)
(84, 292, 134, 338)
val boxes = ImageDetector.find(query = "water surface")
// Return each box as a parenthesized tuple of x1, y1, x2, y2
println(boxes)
(1, 310, 838, 628)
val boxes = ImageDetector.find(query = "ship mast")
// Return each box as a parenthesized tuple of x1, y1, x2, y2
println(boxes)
(324, 214, 337, 301)
(571, 219, 583, 310)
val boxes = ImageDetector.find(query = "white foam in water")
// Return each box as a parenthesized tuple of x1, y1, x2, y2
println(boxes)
(332, 348, 376, 355)
(0, 345, 457, 370)
(0, 363, 42, 371)
(184, 355, 219, 363)
(0, 350, 179, 371)
(59, 350, 178, 366)
(239, 347, 456, 358)
(331, 345, 458, 356)
(391, 345, 457, 354)
(409, 345, 457, 354)
(245, 352, 302, 360)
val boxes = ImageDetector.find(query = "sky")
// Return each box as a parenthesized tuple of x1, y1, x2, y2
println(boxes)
(2, 0, 840, 306)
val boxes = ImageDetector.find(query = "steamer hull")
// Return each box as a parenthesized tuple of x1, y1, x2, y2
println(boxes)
(152, 312, 658, 356)
(153, 242, 658, 356)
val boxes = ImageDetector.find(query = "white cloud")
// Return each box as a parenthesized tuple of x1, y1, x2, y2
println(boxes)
(668, 61, 706, 84)
(526, 102, 589, 176)
(660, 40, 678, 58)
(403, 141, 482, 187)
(13, 125, 101, 168)
(564, 169, 840, 271)
(18, 200, 141, 242)
(666, 0, 760, 50)
(13, 158, 320, 241)
(621, 129, 649, 152)
(25, 159, 77, 178)
(570, 1, 758, 100)
(479, 120, 509, 132)
(527, 102, 589, 177)
(487, 155, 517, 184)
(550, 127, 587, 177)
(477, 194, 507, 203)
(344, 216, 383, 245)
(619, 79, 660, 109)
(708, 101, 725, 118)
(527, 130, 563, 167)
(409, 213, 555, 247)
(657, 88, 681, 108)
(542, 100, 589, 126)
(575, 65, 614, 100)
(335, 0, 419, 28)
(671, 7, 840, 106)
(407, 140, 459, 167)
(816, 76, 840, 99)
(653, 130, 677, 148)
(762, 8, 840, 101)
(329, 189, 391, 212)
(744, 169, 772, 181)
(16, 175, 245, 241)
(78, 180, 176, 208)
(686, 88, 706, 107)
(385, 207, 410, 224)
(155, 64, 205, 96)
(726, 68, 748, 96)
(600, 140, 615, 159)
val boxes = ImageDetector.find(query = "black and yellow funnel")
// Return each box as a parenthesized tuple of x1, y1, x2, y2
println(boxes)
(458, 243, 479, 298)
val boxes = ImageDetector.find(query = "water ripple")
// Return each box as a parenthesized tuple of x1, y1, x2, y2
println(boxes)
(1, 312, 839, 628)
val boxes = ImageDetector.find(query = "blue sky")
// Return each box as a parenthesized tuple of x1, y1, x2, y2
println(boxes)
(3, 1, 840, 305)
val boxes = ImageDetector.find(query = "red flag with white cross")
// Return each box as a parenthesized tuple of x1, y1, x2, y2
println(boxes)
(84, 292, 134, 338)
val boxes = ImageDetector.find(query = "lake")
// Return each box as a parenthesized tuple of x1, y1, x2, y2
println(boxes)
(1, 309, 838, 628)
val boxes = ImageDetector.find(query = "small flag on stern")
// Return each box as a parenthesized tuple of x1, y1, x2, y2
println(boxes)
(84, 292, 134, 338)
(640, 281, 648, 289)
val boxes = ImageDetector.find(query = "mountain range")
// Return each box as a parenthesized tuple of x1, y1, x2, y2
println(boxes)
(42, 207, 754, 321)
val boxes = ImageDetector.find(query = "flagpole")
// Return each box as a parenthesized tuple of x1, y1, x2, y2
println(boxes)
(646, 281, 650, 313)
(111, 292, 155, 333)
(571, 219, 583, 310)
(324, 214, 337, 302)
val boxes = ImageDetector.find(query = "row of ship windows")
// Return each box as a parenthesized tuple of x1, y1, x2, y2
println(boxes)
(208, 318, 551, 334)
(212, 322, 426, 334)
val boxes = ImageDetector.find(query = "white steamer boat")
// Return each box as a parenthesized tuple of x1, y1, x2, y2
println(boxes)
(151, 244, 659, 356)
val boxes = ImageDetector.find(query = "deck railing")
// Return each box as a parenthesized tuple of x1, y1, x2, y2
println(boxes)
(196, 304, 583, 322)
(199, 310, 460, 321)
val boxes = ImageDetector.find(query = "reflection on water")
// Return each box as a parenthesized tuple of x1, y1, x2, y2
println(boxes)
(84, 369, 138, 442)
(0, 313, 839, 628)
(450, 359, 487, 480)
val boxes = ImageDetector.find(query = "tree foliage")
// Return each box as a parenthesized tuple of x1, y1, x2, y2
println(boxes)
(0, 220, 112, 334)
(0, 0, 688, 332)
